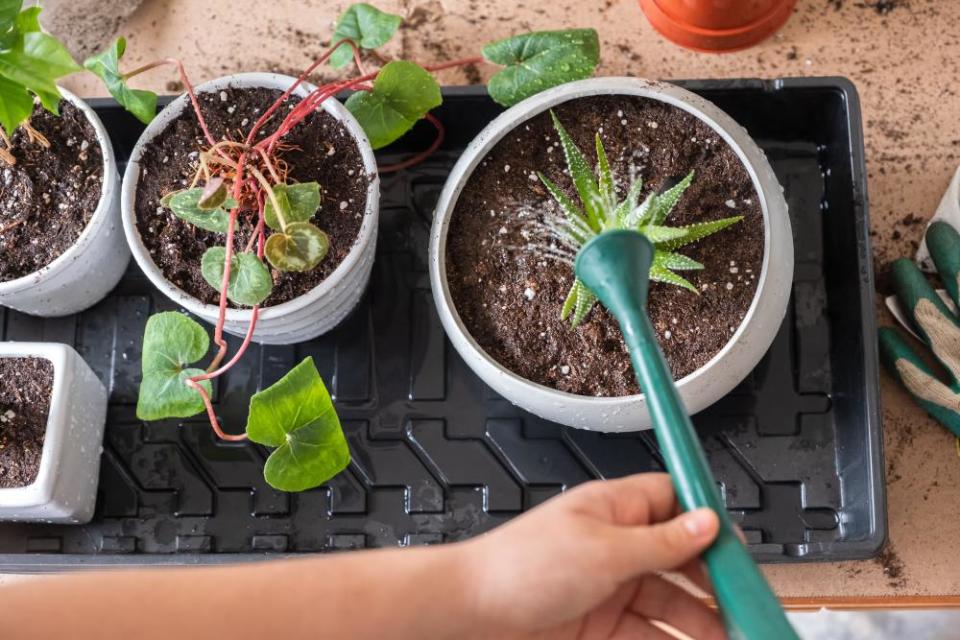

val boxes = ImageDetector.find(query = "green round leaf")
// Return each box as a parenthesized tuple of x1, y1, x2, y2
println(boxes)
(345, 60, 442, 149)
(329, 3, 402, 69)
(84, 37, 158, 125)
(136, 312, 212, 421)
(246, 357, 350, 492)
(263, 182, 321, 231)
(483, 29, 600, 107)
(264, 222, 329, 272)
(200, 247, 273, 307)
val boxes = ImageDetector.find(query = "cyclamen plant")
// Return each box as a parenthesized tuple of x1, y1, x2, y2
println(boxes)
(540, 113, 743, 327)
(84, 3, 602, 491)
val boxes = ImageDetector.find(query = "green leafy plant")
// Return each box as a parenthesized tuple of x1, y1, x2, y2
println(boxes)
(138, 313, 347, 490)
(540, 113, 743, 327)
(96, 4, 604, 492)
(0, 1, 82, 162)
(247, 357, 349, 492)
(483, 29, 600, 107)
(328, 3, 402, 69)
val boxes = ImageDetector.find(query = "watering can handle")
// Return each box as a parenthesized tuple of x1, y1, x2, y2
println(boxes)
(573, 230, 798, 640)
(621, 309, 798, 640)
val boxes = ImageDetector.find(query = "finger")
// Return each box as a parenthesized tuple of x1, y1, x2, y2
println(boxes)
(677, 558, 714, 595)
(580, 473, 678, 526)
(631, 575, 726, 640)
(610, 611, 674, 640)
(617, 508, 720, 575)
(879, 327, 960, 437)
(928, 221, 960, 309)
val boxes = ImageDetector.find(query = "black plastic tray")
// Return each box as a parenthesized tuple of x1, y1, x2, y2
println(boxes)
(0, 79, 884, 570)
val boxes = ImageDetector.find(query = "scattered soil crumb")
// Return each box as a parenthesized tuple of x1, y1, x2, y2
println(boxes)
(855, 0, 906, 14)
(874, 544, 908, 589)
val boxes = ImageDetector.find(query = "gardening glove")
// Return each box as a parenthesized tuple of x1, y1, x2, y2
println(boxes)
(879, 221, 960, 437)
(917, 165, 960, 271)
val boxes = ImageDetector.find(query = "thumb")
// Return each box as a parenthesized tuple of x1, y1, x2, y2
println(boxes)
(618, 508, 720, 576)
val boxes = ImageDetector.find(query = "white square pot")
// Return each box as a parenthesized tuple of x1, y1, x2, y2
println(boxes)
(0, 343, 107, 523)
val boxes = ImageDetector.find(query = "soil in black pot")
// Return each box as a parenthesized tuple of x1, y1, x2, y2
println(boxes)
(0, 101, 104, 282)
(0, 357, 54, 488)
(446, 95, 765, 397)
(134, 86, 371, 307)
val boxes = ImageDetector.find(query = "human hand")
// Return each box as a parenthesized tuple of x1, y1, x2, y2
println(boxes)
(880, 221, 960, 436)
(458, 473, 724, 640)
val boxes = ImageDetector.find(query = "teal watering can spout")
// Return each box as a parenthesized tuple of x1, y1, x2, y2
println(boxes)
(575, 230, 798, 640)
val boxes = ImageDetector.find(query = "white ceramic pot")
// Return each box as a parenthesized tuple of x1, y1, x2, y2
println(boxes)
(430, 77, 793, 432)
(0, 87, 129, 317)
(121, 73, 380, 345)
(0, 342, 107, 523)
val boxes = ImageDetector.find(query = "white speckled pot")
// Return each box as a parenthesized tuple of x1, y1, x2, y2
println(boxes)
(0, 87, 129, 316)
(0, 342, 107, 523)
(121, 73, 380, 345)
(430, 77, 793, 432)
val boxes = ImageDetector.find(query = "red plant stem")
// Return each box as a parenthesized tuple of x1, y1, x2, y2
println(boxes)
(378, 113, 445, 173)
(244, 39, 363, 145)
(123, 58, 218, 147)
(185, 379, 249, 442)
(260, 75, 374, 154)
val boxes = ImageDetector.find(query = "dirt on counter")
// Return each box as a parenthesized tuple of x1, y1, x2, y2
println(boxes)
(134, 86, 370, 307)
(446, 95, 764, 397)
(0, 101, 104, 282)
(0, 358, 54, 489)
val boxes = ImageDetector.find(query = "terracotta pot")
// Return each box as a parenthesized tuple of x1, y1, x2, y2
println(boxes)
(639, 0, 797, 52)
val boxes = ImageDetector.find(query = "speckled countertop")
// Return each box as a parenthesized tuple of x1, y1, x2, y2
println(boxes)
(57, 0, 960, 605)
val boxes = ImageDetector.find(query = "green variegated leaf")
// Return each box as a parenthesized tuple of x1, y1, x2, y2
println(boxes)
(164, 188, 237, 233)
(263, 182, 321, 230)
(571, 280, 598, 327)
(627, 193, 654, 228)
(648, 171, 694, 225)
(264, 222, 330, 272)
(538, 171, 590, 234)
(640, 225, 688, 245)
(614, 179, 644, 226)
(550, 111, 603, 231)
(659, 216, 743, 251)
(654, 250, 703, 271)
(561, 282, 578, 321)
(650, 264, 697, 293)
(595, 134, 614, 209)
